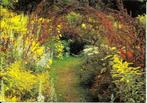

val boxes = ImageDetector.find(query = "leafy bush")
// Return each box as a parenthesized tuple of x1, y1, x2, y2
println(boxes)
(4, 61, 37, 96)
(81, 44, 145, 102)
(1, 0, 18, 8)
(61, 40, 71, 57)
(0, 1, 145, 102)
(0, 61, 53, 102)
(81, 44, 117, 101)
(0, 7, 62, 102)
(111, 55, 145, 102)
(66, 12, 82, 26)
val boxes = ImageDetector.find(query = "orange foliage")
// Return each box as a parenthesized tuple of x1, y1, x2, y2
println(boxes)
(119, 48, 134, 61)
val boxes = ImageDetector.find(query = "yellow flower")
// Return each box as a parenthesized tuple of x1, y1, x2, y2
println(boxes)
(35, 47, 44, 56)
(59, 34, 62, 37)
(113, 22, 117, 28)
(48, 59, 53, 65)
(57, 24, 62, 29)
(127, 80, 129, 83)
(118, 24, 122, 29)
(81, 23, 86, 29)
(111, 47, 116, 50)
(39, 18, 44, 22)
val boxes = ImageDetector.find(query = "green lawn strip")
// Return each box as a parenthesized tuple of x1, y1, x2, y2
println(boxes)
(51, 56, 87, 101)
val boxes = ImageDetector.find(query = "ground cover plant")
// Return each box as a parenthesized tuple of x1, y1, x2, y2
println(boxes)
(0, 0, 146, 102)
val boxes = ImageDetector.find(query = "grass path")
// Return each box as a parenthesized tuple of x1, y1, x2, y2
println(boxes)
(51, 56, 88, 102)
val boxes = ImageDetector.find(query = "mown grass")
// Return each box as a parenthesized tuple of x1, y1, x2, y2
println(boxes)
(51, 56, 88, 102)
(51, 56, 83, 69)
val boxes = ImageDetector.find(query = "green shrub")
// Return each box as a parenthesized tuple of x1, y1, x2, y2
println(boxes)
(81, 44, 145, 102)
(66, 12, 82, 26)
(81, 44, 117, 101)
(111, 54, 145, 102)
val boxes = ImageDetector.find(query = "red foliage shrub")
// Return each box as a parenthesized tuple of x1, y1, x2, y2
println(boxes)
(33, 1, 145, 68)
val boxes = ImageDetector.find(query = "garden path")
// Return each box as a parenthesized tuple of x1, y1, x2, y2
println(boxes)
(52, 57, 88, 102)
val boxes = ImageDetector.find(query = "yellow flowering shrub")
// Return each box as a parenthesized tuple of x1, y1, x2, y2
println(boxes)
(0, 62, 52, 101)
(14, 35, 45, 62)
(0, 7, 28, 33)
(54, 40, 64, 59)
(81, 23, 86, 29)
(0, 7, 53, 65)
(111, 55, 145, 102)
(0, 61, 38, 101)
(6, 61, 37, 92)
(137, 14, 146, 25)
(0, 6, 13, 18)
(37, 72, 51, 94)
(4, 96, 18, 102)
(0, 7, 63, 102)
